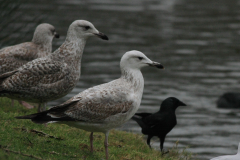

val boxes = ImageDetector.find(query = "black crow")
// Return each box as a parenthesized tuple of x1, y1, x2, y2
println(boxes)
(131, 97, 186, 152)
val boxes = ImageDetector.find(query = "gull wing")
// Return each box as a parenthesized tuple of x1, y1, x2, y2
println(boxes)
(0, 42, 39, 74)
(48, 84, 134, 123)
(0, 57, 72, 97)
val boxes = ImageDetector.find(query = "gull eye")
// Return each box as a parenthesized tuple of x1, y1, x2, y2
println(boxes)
(138, 57, 143, 60)
(84, 26, 90, 30)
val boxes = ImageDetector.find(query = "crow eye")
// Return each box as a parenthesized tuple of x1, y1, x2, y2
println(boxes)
(138, 57, 143, 60)
(84, 26, 90, 30)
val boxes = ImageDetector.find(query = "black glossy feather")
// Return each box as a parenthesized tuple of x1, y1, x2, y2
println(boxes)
(135, 113, 152, 118)
(131, 97, 186, 151)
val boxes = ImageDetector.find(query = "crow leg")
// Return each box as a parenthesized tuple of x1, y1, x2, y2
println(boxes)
(159, 135, 166, 152)
(38, 103, 47, 112)
(147, 135, 153, 149)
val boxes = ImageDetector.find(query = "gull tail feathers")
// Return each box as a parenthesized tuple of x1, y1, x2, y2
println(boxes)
(15, 101, 78, 124)
(15, 112, 74, 124)
(15, 111, 52, 124)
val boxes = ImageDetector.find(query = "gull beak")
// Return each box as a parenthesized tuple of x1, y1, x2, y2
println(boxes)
(147, 61, 164, 69)
(54, 32, 60, 38)
(94, 32, 109, 40)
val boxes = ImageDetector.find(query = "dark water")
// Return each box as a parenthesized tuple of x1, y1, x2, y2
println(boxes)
(1, 0, 240, 159)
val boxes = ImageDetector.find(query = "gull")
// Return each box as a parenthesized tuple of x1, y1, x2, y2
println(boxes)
(16, 50, 164, 160)
(211, 143, 240, 160)
(0, 23, 60, 108)
(131, 97, 186, 152)
(0, 20, 108, 112)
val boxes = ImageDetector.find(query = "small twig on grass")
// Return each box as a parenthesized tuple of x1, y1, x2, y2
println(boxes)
(43, 150, 78, 158)
(14, 127, 63, 140)
(24, 136, 33, 148)
(30, 129, 64, 140)
(14, 126, 27, 132)
(0, 145, 42, 160)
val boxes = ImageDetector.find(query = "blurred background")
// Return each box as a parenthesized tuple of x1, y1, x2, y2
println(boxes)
(1, 0, 240, 159)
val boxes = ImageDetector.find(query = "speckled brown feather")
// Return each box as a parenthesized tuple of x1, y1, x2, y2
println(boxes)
(34, 80, 135, 123)
(0, 43, 42, 74)
(0, 23, 58, 75)
(0, 20, 107, 107)
(0, 57, 75, 102)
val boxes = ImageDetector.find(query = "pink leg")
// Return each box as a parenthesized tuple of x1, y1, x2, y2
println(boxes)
(18, 101, 34, 109)
(38, 103, 46, 112)
(104, 132, 109, 160)
(11, 99, 14, 107)
(90, 132, 94, 152)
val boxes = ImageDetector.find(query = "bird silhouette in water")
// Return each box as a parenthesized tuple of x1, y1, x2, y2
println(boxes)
(131, 97, 186, 153)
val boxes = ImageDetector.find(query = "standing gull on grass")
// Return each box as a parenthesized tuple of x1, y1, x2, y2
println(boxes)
(211, 143, 240, 160)
(0, 23, 60, 108)
(0, 20, 108, 112)
(16, 50, 164, 160)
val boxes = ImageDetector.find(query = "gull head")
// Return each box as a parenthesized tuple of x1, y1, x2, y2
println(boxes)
(32, 23, 60, 44)
(68, 20, 108, 40)
(120, 50, 164, 70)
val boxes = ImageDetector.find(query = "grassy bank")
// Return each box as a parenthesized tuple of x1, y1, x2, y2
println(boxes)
(0, 98, 193, 160)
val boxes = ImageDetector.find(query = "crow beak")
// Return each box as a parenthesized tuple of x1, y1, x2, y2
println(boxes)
(147, 61, 164, 69)
(178, 101, 187, 106)
(54, 32, 60, 38)
(94, 32, 109, 40)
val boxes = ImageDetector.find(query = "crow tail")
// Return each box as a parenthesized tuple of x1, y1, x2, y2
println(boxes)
(131, 116, 147, 129)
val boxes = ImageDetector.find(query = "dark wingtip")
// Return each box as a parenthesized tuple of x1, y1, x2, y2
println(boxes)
(15, 115, 30, 119)
(15, 113, 40, 119)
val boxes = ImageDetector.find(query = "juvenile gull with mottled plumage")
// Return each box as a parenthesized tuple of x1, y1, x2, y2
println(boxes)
(16, 50, 164, 160)
(0, 20, 108, 112)
(0, 23, 59, 108)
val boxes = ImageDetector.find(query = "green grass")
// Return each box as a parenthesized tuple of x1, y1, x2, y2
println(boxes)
(0, 98, 193, 160)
